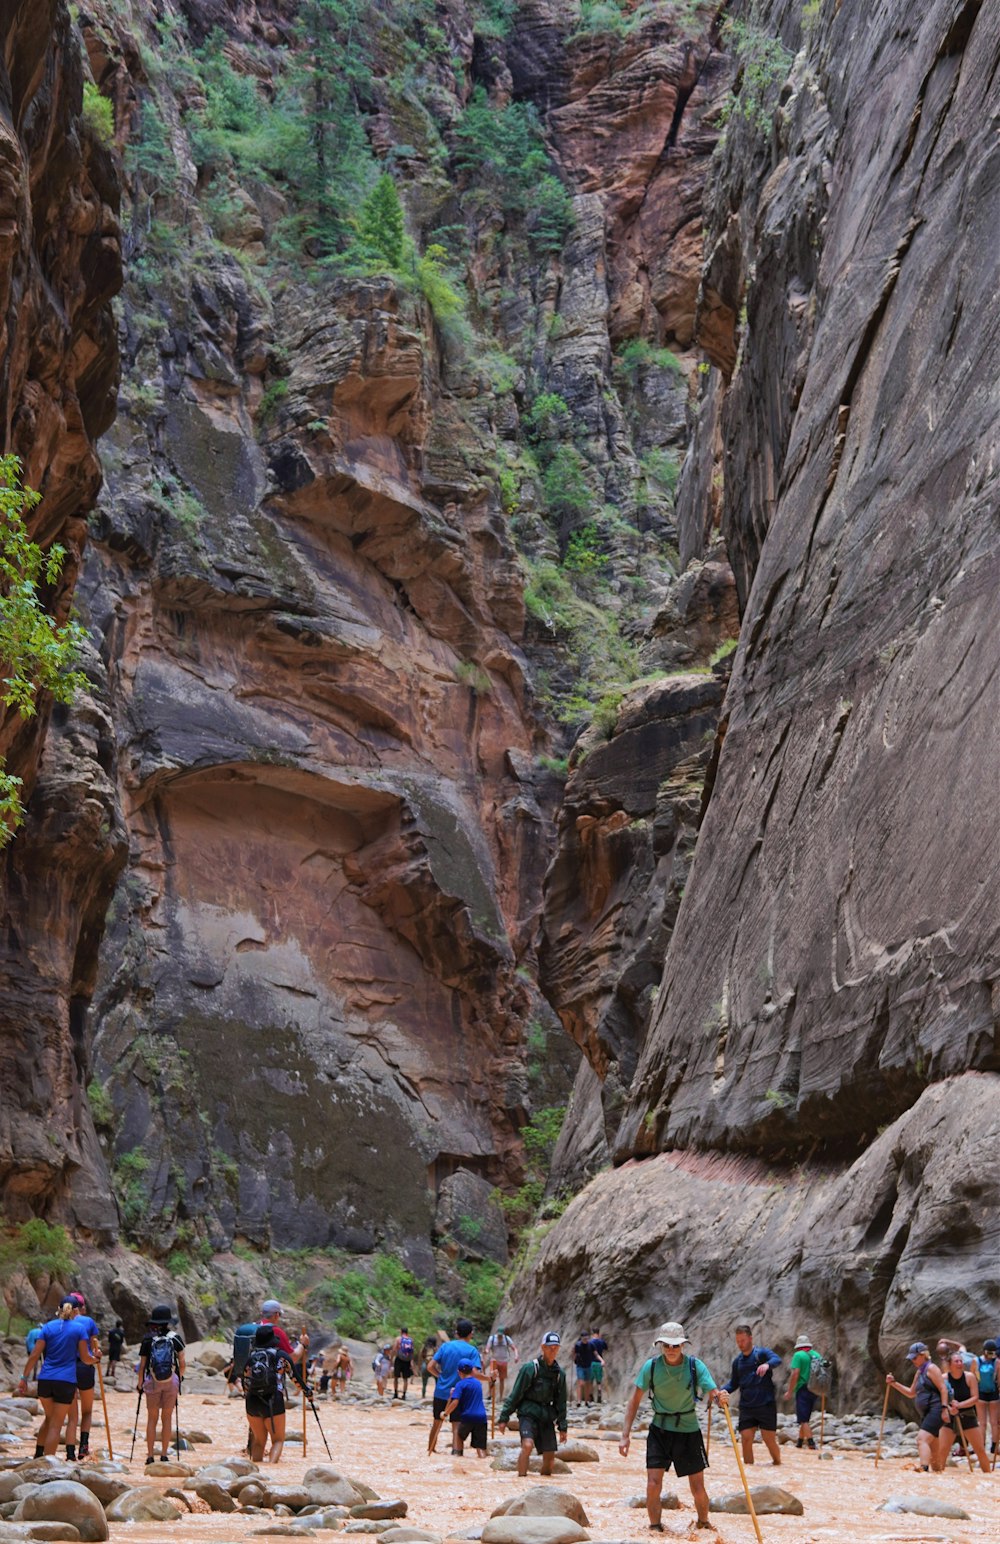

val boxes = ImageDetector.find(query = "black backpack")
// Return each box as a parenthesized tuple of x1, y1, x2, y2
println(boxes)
(148, 1333, 177, 1384)
(232, 1322, 259, 1381)
(245, 1345, 280, 1402)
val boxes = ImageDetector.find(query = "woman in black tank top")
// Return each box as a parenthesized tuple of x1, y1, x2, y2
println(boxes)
(947, 1352, 990, 1470)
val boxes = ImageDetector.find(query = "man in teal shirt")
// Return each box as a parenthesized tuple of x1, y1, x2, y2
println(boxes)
(619, 1322, 727, 1532)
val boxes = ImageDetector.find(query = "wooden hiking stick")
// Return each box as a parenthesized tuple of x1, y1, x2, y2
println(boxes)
(952, 1410, 975, 1473)
(96, 1359, 113, 1461)
(491, 1380, 496, 1439)
(818, 1392, 826, 1454)
(720, 1401, 764, 1544)
(874, 1383, 890, 1468)
(302, 1385, 307, 1458)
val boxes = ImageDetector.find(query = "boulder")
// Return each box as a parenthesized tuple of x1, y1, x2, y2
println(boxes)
(238, 1484, 266, 1508)
(181, 1429, 213, 1443)
(343, 1525, 392, 1535)
(491, 1491, 588, 1525)
(481, 1522, 589, 1544)
(262, 1485, 314, 1511)
(184, 1341, 232, 1372)
(303, 1470, 367, 1507)
(18, 1483, 109, 1542)
(191, 1480, 236, 1512)
(878, 1496, 971, 1520)
(625, 1495, 679, 1511)
(71, 1475, 129, 1506)
(298, 1511, 348, 1531)
(0, 1480, 28, 1504)
(350, 1503, 407, 1522)
(104, 1490, 184, 1523)
(552, 1444, 598, 1464)
(23, 1528, 83, 1541)
(380, 1531, 442, 1543)
(709, 1487, 803, 1517)
(490, 1453, 571, 1476)
(144, 1461, 192, 1477)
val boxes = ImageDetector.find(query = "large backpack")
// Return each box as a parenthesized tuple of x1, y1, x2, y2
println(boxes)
(806, 1351, 832, 1397)
(399, 1334, 414, 1359)
(244, 1346, 280, 1403)
(148, 1333, 177, 1384)
(232, 1322, 259, 1381)
(644, 1356, 700, 1426)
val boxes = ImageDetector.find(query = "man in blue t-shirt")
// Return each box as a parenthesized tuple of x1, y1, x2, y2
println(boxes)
(427, 1319, 483, 1456)
(443, 1359, 490, 1457)
(722, 1323, 782, 1466)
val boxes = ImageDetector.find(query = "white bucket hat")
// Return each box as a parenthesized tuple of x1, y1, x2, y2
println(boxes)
(654, 1322, 687, 1346)
(794, 1335, 813, 1350)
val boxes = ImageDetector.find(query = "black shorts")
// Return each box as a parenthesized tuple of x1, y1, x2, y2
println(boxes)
(957, 1408, 980, 1431)
(738, 1404, 778, 1433)
(518, 1414, 558, 1453)
(76, 1365, 96, 1392)
(646, 1424, 707, 1477)
(38, 1379, 76, 1406)
(980, 1391, 999, 1404)
(394, 1357, 413, 1378)
(246, 1393, 285, 1420)
(918, 1401, 946, 1436)
(458, 1419, 488, 1449)
(433, 1395, 449, 1419)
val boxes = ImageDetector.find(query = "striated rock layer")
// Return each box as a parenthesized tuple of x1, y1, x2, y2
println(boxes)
(523, 0, 1000, 1398)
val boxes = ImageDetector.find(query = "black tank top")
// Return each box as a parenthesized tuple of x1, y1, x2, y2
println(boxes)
(947, 1369, 971, 1404)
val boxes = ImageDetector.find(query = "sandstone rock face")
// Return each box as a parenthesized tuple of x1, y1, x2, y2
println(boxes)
(0, 0, 123, 1229)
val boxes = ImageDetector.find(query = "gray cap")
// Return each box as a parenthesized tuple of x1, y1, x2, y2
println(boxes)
(261, 1299, 282, 1315)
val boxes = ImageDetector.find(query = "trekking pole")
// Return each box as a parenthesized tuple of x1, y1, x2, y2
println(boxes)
(720, 1401, 764, 1544)
(952, 1410, 975, 1473)
(705, 1399, 712, 1459)
(174, 1384, 181, 1461)
(95, 1359, 114, 1460)
(302, 1383, 307, 1457)
(874, 1383, 890, 1468)
(306, 1392, 332, 1460)
(818, 1392, 826, 1454)
(491, 1380, 496, 1440)
(128, 1389, 143, 1464)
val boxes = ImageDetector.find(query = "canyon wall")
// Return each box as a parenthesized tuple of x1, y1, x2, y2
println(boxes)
(514, 0, 1000, 1403)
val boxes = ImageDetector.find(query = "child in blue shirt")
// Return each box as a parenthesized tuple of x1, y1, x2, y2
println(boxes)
(443, 1359, 490, 1457)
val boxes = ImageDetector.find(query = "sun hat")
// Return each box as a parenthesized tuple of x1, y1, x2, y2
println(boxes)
(541, 1332, 561, 1346)
(148, 1305, 174, 1325)
(654, 1322, 687, 1346)
(794, 1335, 812, 1350)
(906, 1341, 929, 1360)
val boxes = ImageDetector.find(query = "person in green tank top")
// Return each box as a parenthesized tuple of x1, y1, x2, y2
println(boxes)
(619, 1321, 728, 1532)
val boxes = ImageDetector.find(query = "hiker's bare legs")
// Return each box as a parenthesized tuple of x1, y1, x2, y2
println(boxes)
(688, 1471, 711, 1526)
(517, 1437, 534, 1477)
(760, 1429, 781, 1465)
(645, 1466, 665, 1527)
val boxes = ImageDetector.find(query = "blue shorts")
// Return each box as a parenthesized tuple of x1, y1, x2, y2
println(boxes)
(575, 1365, 594, 1381)
(795, 1387, 817, 1423)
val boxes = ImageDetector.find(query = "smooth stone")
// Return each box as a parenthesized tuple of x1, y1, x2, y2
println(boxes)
(553, 1445, 598, 1464)
(181, 1429, 213, 1443)
(145, 1461, 192, 1477)
(350, 1503, 407, 1521)
(191, 1480, 236, 1512)
(18, 1484, 108, 1542)
(303, 1470, 367, 1507)
(625, 1495, 679, 1511)
(71, 1475, 129, 1506)
(490, 1453, 572, 1475)
(163, 1489, 194, 1511)
(239, 1484, 266, 1507)
(192, 1464, 241, 1485)
(879, 1495, 971, 1520)
(380, 1531, 442, 1543)
(481, 1522, 590, 1544)
(343, 1525, 392, 1535)
(709, 1486, 803, 1516)
(105, 1490, 183, 1523)
(492, 1491, 588, 1526)
(263, 1485, 314, 1510)
(295, 1509, 347, 1531)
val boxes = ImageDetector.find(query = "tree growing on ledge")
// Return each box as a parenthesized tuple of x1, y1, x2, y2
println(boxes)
(0, 454, 86, 845)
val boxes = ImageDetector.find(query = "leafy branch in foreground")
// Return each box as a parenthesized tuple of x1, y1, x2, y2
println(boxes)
(0, 454, 87, 844)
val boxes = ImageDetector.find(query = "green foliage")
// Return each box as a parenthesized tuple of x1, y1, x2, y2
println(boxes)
(614, 338, 684, 384)
(0, 1219, 75, 1288)
(414, 244, 466, 327)
(258, 380, 289, 424)
(456, 1259, 505, 1327)
(522, 1105, 566, 1169)
(453, 88, 572, 256)
(358, 174, 406, 268)
(82, 81, 114, 145)
(0, 455, 87, 844)
(722, 14, 794, 131)
(591, 688, 623, 738)
(641, 448, 681, 495)
(571, 0, 644, 39)
(311, 1252, 451, 1345)
(125, 98, 177, 194)
(709, 636, 739, 666)
(474, 0, 516, 37)
(455, 660, 492, 696)
(536, 754, 568, 777)
(801, 0, 822, 33)
(114, 1148, 151, 1231)
(563, 521, 605, 575)
(543, 445, 592, 524)
(87, 1080, 114, 1134)
(524, 392, 571, 447)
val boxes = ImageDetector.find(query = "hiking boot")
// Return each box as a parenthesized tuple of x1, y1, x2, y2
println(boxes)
(807, 1438, 817, 1449)
(796, 1438, 803, 1448)
(64, 1446, 76, 1461)
(648, 1524, 664, 1533)
(145, 1455, 156, 1466)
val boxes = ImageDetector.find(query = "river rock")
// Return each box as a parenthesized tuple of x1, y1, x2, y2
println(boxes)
(104, 1489, 184, 1522)
(552, 1444, 598, 1464)
(625, 1495, 679, 1511)
(492, 1491, 589, 1525)
(71, 1474, 129, 1506)
(18, 1483, 109, 1542)
(490, 1452, 571, 1475)
(191, 1479, 237, 1511)
(380, 1531, 442, 1543)
(264, 1485, 315, 1511)
(709, 1487, 803, 1516)
(879, 1495, 971, 1520)
(303, 1471, 367, 1507)
(481, 1521, 590, 1544)
(350, 1503, 407, 1521)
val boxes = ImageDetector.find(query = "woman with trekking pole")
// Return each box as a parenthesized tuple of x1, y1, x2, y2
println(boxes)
(136, 1305, 186, 1465)
(945, 1349, 990, 1471)
(242, 1323, 314, 1464)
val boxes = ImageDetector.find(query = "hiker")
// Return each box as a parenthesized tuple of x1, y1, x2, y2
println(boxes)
(573, 1331, 597, 1404)
(428, 1318, 481, 1456)
(784, 1334, 818, 1448)
(421, 1335, 439, 1398)
(137, 1305, 185, 1465)
(945, 1348, 990, 1470)
(589, 1328, 608, 1404)
(18, 1298, 97, 1457)
(722, 1324, 782, 1466)
(443, 1358, 490, 1458)
(619, 1321, 726, 1532)
(976, 1338, 1000, 1453)
(24, 1321, 44, 1361)
(260, 1299, 308, 1368)
(243, 1323, 311, 1464)
(332, 1345, 353, 1397)
(498, 1331, 568, 1477)
(373, 1344, 392, 1395)
(886, 1341, 953, 1471)
(485, 1326, 519, 1400)
(392, 1326, 415, 1399)
(107, 1320, 125, 1376)
(65, 1293, 101, 1461)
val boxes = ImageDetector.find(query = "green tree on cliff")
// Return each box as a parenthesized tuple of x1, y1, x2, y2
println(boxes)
(295, 0, 375, 256)
(0, 455, 86, 845)
(358, 174, 406, 269)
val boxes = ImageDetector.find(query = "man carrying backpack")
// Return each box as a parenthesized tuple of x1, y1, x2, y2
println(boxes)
(137, 1306, 185, 1465)
(498, 1331, 567, 1477)
(722, 1324, 782, 1466)
(619, 1322, 726, 1532)
(392, 1327, 414, 1400)
(784, 1334, 818, 1448)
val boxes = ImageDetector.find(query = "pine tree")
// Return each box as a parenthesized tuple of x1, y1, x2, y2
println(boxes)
(358, 174, 406, 269)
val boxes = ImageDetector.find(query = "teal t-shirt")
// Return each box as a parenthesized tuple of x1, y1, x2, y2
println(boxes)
(636, 1355, 716, 1433)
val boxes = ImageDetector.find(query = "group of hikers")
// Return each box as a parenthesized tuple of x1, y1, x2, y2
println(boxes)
(886, 1336, 1000, 1473)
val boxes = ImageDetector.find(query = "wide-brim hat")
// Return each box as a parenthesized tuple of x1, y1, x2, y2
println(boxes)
(794, 1335, 812, 1350)
(148, 1305, 175, 1325)
(654, 1322, 687, 1346)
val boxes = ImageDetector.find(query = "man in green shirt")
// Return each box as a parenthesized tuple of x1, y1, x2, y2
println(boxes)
(498, 1331, 567, 1476)
(784, 1334, 817, 1448)
(619, 1321, 727, 1532)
